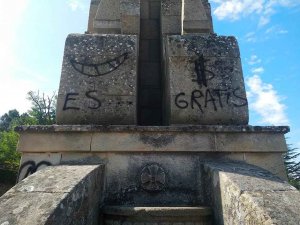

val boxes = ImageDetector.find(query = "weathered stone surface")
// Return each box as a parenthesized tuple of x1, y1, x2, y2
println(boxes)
(120, 0, 140, 35)
(164, 34, 248, 125)
(183, 0, 213, 33)
(161, 15, 182, 35)
(88, 0, 140, 34)
(244, 152, 287, 179)
(87, 0, 101, 33)
(161, 0, 213, 35)
(215, 133, 287, 152)
(17, 132, 92, 152)
(102, 154, 205, 206)
(95, 0, 120, 21)
(56, 34, 138, 125)
(204, 162, 300, 225)
(0, 165, 105, 225)
(15, 125, 290, 133)
(17, 153, 61, 182)
(93, 0, 121, 33)
(15, 125, 289, 180)
(16, 125, 288, 153)
(161, 0, 182, 35)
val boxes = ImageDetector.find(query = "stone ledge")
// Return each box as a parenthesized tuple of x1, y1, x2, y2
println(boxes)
(204, 162, 300, 225)
(103, 206, 212, 217)
(15, 125, 290, 134)
(0, 165, 105, 225)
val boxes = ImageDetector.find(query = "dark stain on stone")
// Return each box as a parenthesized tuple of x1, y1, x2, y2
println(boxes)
(139, 133, 175, 148)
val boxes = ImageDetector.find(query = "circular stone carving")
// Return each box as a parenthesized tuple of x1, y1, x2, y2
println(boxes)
(140, 164, 166, 192)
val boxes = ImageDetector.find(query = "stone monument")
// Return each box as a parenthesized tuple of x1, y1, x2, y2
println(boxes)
(0, 0, 299, 224)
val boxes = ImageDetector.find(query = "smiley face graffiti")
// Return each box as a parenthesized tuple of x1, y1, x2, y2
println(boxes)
(70, 52, 129, 77)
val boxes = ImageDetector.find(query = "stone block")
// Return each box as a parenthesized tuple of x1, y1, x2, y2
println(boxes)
(0, 165, 105, 225)
(87, 0, 101, 33)
(120, 0, 140, 16)
(95, 0, 120, 21)
(93, 20, 121, 34)
(166, 35, 240, 57)
(56, 34, 138, 125)
(165, 34, 248, 125)
(120, 0, 140, 35)
(244, 153, 287, 180)
(161, 15, 182, 35)
(203, 162, 300, 225)
(101, 154, 205, 205)
(90, 131, 214, 152)
(182, 0, 213, 33)
(161, 0, 182, 16)
(121, 15, 140, 35)
(183, 20, 213, 33)
(184, 1, 208, 21)
(92, 0, 121, 34)
(215, 133, 287, 152)
(18, 153, 62, 182)
(17, 132, 92, 152)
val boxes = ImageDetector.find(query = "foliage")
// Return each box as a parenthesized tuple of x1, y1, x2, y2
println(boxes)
(0, 91, 57, 173)
(284, 144, 300, 190)
(0, 131, 20, 171)
(0, 109, 20, 131)
(27, 91, 56, 125)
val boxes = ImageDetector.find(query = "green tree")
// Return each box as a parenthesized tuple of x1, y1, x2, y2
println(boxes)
(0, 131, 20, 171)
(27, 91, 56, 125)
(0, 109, 20, 131)
(0, 91, 57, 172)
(284, 144, 300, 189)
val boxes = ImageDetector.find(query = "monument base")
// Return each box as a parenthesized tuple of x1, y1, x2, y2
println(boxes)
(16, 125, 288, 186)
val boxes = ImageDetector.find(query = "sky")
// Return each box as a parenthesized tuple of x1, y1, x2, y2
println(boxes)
(0, 0, 299, 155)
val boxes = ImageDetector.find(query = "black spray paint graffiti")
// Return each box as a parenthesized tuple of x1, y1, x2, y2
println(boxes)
(175, 53, 248, 111)
(175, 88, 248, 112)
(62, 91, 133, 111)
(70, 52, 129, 77)
(192, 54, 215, 88)
(17, 160, 52, 181)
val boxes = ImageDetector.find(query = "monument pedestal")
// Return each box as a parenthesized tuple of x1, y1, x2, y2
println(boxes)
(1, 0, 299, 224)
(5, 125, 297, 225)
(16, 125, 289, 185)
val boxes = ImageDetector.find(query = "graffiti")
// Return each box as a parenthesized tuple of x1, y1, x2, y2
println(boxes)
(140, 163, 166, 192)
(175, 88, 248, 111)
(192, 54, 215, 87)
(70, 52, 129, 77)
(17, 160, 52, 181)
(174, 52, 248, 112)
(63, 91, 133, 111)
(63, 93, 80, 110)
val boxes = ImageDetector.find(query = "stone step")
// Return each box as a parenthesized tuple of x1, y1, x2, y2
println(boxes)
(103, 206, 213, 225)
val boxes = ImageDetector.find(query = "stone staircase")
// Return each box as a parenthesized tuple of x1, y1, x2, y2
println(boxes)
(103, 206, 213, 225)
